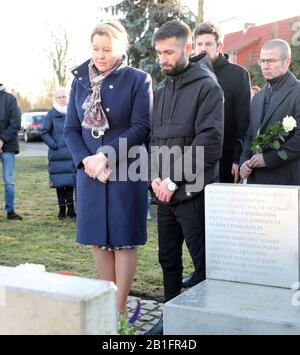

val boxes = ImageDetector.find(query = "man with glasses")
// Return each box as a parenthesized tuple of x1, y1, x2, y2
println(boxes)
(240, 39, 300, 185)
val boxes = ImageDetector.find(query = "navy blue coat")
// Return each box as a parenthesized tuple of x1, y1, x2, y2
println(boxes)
(64, 60, 152, 246)
(42, 108, 76, 188)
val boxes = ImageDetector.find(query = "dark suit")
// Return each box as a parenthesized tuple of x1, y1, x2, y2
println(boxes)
(213, 54, 251, 182)
(240, 71, 300, 185)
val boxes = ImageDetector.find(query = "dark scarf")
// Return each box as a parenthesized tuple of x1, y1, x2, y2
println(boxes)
(81, 56, 127, 138)
(263, 71, 290, 117)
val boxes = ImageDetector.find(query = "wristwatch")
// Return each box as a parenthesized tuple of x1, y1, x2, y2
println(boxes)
(165, 178, 178, 192)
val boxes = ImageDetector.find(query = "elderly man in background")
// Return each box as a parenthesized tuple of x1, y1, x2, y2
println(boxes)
(240, 39, 300, 185)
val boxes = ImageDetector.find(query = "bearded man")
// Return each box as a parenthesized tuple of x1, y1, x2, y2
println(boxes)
(146, 20, 224, 335)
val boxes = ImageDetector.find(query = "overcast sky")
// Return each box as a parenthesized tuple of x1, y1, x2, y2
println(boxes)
(0, 0, 299, 98)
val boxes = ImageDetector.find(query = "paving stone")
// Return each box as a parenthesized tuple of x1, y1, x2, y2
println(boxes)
(128, 301, 140, 307)
(140, 309, 149, 315)
(127, 296, 163, 332)
(150, 311, 163, 318)
(142, 302, 158, 311)
(140, 314, 155, 321)
(133, 320, 143, 327)
(128, 296, 139, 302)
(140, 327, 150, 333)
(151, 318, 162, 325)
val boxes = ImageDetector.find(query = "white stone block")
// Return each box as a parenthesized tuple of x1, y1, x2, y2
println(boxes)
(164, 280, 300, 335)
(205, 184, 300, 288)
(0, 266, 117, 335)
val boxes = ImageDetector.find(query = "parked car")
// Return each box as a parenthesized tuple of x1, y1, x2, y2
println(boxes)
(19, 112, 47, 142)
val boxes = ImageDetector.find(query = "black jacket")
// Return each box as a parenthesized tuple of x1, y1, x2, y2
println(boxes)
(149, 54, 224, 203)
(240, 71, 300, 185)
(213, 54, 251, 165)
(0, 89, 21, 154)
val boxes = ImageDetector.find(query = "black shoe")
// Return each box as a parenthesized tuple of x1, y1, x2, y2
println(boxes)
(144, 318, 163, 335)
(182, 271, 205, 288)
(66, 203, 76, 219)
(58, 205, 66, 220)
(7, 211, 23, 220)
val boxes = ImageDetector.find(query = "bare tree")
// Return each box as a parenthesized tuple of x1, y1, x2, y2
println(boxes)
(185, 0, 204, 26)
(32, 79, 56, 111)
(196, 0, 204, 25)
(10, 89, 32, 113)
(48, 30, 72, 87)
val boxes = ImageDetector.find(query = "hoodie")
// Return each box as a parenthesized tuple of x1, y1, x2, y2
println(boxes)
(149, 54, 224, 203)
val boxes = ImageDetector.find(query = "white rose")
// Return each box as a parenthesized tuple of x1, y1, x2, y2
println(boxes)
(282, 116, 297, 133)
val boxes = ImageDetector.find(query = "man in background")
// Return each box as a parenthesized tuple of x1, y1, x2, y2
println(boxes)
(195, 22, 251, 184)
(240, 39, 300, 185)
(181, 22, 251, 289)
(0, 83, 23, 220)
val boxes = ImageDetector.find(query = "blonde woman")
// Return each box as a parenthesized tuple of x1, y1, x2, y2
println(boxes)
(64, 21, 152, 315)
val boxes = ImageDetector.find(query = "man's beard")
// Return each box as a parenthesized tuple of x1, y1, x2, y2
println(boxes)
(162, 56, 189, 76)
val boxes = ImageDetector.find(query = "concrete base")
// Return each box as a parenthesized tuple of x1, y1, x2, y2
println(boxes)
(164, 280, 300, 335)
(0, 266, 117, 335)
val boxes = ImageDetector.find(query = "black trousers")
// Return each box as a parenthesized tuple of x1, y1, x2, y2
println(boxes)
(157, 192, 205, 302)
(220, 151, 234, 183)
(56, 187, 74, 206)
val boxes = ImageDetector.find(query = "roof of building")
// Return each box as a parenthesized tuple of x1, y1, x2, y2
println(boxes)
(224, 16, 300, 55)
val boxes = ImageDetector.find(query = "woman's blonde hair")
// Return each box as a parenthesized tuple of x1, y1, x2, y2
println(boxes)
(91, 20, 128, 55)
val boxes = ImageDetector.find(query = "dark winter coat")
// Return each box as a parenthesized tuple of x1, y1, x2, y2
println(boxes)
(42, 108, 76, 188)
(64, 60, 152, 246)
(240, 71, 300, 185)
(213, 54, 251, 180)
(0, 90, 21, 154)
(149, 54, 224, 203)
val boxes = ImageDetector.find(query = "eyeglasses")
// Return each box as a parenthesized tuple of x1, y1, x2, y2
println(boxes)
(258, 58, 287, 65)
(56, 95, 67, 99)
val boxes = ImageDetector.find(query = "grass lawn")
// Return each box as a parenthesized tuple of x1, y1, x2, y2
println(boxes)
(0, 156, 194, 301)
